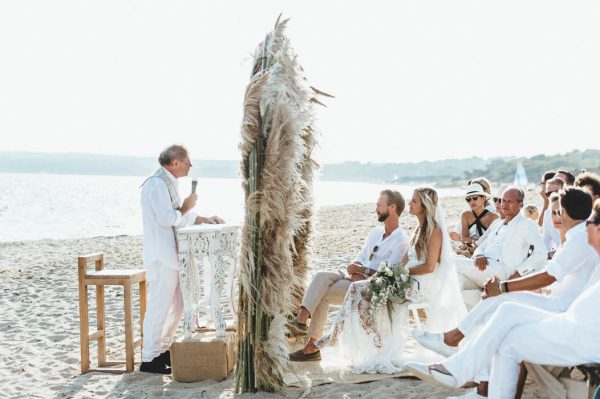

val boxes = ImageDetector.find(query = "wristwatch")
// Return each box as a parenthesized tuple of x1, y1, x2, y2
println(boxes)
(362, 266, 372, 276)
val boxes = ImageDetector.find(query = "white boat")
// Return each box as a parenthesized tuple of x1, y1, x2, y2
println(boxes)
(513, 161, 529, 188)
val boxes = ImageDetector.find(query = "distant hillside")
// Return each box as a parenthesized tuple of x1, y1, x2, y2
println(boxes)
(0, 150, 598, 183)
(0, 152, 239, 177)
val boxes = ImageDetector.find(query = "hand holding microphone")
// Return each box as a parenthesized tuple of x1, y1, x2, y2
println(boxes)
(181, 179, 198, 215)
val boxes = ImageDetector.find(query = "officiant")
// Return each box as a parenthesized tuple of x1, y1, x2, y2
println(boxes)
(139, 144, 224, 374)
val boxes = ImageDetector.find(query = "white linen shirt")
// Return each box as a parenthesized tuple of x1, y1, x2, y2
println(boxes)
(563, 278, 600, 361)
(354, 226, 410, 271)
(542, 207, 561, 253)
(544, 222, 599, 309)
(141, 168, 198, 270)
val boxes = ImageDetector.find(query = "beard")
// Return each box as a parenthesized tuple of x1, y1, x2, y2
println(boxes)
(377, 211, 389, 222)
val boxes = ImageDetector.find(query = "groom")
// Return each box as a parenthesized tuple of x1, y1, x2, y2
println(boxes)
(287, 190, 410, 361)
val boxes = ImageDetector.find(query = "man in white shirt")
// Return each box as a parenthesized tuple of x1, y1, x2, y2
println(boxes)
(139, 145, 223, 374)
(287, 190, 410, 361)
(411, 187, 598, 398)
(456, 187, 547, 290)
(407, 197, 600, 399)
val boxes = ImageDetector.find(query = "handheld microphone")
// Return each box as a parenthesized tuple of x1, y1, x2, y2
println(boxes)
(191, 179, 198, 194)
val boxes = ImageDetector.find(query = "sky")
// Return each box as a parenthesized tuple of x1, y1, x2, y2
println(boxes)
(1, 1, 599, 164)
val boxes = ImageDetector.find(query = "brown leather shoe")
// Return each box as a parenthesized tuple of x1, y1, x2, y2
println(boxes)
(285, 320, 308, 336)
(289, 349, 321, 362)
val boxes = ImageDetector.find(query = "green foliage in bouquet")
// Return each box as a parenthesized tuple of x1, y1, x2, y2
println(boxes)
(366, 262, 418, 328)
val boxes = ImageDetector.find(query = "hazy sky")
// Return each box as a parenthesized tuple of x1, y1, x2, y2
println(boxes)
(1, 1, 599, 164)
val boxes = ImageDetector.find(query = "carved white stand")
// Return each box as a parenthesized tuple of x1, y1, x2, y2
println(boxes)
(177, 224, 239, 338)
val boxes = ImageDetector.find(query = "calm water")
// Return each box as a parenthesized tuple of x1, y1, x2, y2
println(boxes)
(0, 173, 462, 242)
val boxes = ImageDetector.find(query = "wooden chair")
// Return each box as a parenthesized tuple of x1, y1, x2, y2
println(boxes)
(408, 302, 429, 330)
(77, 253, 147, 373)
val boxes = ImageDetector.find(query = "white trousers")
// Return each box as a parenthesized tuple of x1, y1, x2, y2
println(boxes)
(443, 302, 590, 399)
(450, 292, 565, 382)
(141, 262, 183, 362)
(456, 256, 513, 289)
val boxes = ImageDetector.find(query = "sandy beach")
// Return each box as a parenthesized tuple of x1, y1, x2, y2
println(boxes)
(0, 192, 548, 399)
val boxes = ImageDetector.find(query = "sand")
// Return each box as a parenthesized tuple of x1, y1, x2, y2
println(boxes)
(0, 192, 547, 398)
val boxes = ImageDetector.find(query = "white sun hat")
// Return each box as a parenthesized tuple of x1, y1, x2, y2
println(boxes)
(465, 183, 491, 198)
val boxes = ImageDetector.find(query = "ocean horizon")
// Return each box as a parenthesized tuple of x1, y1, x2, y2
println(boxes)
(0, 172, 464, 242)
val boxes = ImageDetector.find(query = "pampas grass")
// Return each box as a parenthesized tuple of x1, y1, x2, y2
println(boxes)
(236, 16, 332, 393)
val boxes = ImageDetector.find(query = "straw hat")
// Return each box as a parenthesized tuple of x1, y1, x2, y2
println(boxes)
(465, 183, 491, 198)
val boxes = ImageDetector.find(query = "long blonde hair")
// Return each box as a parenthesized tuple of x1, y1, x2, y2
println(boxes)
(411, 187, 439, 260)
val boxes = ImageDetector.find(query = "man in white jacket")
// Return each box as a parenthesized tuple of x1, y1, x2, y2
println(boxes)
(456, 187, 547, 290)
(139, 145, 223, 374)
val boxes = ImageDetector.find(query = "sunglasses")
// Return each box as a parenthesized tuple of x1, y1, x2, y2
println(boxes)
(586, 219, 598, 227)
(465, 195, 481, 203)
(369, 245, 379, 262)
(493, 197, 501, 204)
(552, 209, 562, 216)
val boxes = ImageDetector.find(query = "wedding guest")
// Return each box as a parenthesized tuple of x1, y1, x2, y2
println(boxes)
(455, 184, 499, 256)
(468, 177, 496, 213)
(540, 177, 565, 255)
(454, 187, 546, 290)
(522, 204, 539, 223)
(575, 171, 600, 202)
(411, 187, 597, 398)
(556, 169, 576, 185)
(139, 145, 224, 374)
(537, 170, 557, 226)
(547, 193, 566, 258)
(287, 190, 410, 361)
(491, 194, 503, 219)
(407, 197, 600, 399)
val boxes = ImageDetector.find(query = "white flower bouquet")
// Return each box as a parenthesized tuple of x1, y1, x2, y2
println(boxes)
(366, 262, 419, 326)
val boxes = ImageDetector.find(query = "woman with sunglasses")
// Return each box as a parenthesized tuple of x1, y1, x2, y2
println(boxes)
(314, 188, 466, 374)
(456, 184, 499, 256)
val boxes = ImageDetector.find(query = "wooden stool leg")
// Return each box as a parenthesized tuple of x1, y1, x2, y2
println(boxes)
(139, 281, 147, 349)
(124, 283, 134, 372)
(78, 283, 90, 373)
(515, 362, 528, 399)
(96, 284, 106, 367)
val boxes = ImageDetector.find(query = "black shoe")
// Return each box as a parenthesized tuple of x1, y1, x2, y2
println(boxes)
(157, 350, 171, 367)
(140, 355, 171, 374)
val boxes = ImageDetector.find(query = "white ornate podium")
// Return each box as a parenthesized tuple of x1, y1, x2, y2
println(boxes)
(177, 224, 239, 338)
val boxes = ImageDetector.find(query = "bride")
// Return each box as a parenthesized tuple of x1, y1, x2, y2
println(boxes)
(314, 187, 467, 373)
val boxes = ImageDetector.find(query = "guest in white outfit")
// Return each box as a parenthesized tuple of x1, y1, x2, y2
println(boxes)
(409, 188, 598, 398)
(540, 176, 565, 257)
(139, 144, 224, 374)
(455, 187, 546, 290)
(287, 190, 410, 361)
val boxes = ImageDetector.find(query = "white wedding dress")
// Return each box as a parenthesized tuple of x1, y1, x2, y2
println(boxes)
(315, 206, 467, 374)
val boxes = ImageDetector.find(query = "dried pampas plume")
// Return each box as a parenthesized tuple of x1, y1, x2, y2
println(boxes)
(236, 15, 333, 393)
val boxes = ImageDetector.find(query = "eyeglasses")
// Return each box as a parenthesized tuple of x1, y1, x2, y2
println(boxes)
(493, 197, 501, 204)
(587, 219, 598, 226)
(552, 209, 562, 217)
(465, 195, 480, 202)
(369, 245, 379, 262)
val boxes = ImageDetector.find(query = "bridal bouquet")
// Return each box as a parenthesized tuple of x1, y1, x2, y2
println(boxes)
(366, 262, 419, 325)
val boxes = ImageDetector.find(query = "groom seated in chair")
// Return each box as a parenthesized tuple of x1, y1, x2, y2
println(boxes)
(287, 190, 410, 361)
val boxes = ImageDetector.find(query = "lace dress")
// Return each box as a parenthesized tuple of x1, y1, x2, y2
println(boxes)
(314, 246, 435, 374)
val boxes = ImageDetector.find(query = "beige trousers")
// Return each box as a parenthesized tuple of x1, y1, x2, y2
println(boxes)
(301, 271, 352, 339)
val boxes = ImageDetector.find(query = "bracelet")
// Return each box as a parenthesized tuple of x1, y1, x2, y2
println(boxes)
(499, 281, 508, 294)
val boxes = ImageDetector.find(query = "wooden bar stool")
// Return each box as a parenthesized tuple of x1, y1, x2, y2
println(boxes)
(77, 253, 147, 373)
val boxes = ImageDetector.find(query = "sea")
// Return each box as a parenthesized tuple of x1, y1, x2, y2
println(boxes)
(0, 173, 463, 242)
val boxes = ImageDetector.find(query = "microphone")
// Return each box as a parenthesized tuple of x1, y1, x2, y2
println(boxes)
(191, 179, 198, 194)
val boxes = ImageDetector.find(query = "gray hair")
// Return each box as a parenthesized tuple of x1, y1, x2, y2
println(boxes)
(158, 144, 188, 166)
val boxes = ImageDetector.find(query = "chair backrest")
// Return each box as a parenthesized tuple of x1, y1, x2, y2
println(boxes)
(78, 253, 104, 279)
